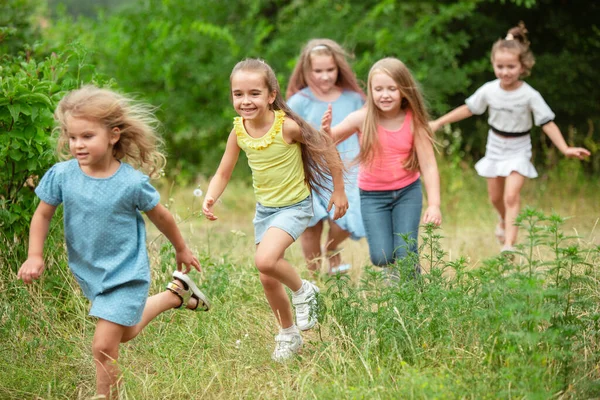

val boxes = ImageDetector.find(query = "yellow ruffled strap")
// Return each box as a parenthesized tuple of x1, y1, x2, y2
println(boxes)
(234, 110, 285, 150)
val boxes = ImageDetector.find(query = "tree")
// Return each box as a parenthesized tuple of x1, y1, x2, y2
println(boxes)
(43, 0, 599, 177)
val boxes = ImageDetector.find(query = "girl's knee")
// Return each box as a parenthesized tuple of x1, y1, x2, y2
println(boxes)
(254, 253, 277, 275)
(92, 337, 119, 361)
(370, 252, 393, 267)
(504, 192, 520, 207)
(489, 192, 503, 205)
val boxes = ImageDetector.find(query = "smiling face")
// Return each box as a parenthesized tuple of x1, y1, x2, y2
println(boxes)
(370, 71, 402, 114)
(66, 115, 119, 171)
(492, 49, 524, 90)
(230, 70, 276, 121)
(308, 53, 339, 95)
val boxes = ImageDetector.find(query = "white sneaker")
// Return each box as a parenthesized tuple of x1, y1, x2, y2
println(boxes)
(292, 280, 320, 331)
(271, 332, 303, 362)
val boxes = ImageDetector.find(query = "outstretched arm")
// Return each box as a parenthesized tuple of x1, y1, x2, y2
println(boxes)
(429, 104, 473, 132)
(202, 130, 241, 220)
(321, 105, 365, 145)
(542, 122, 591, 159)
(146, 204, 201, 273)
(17, 201, 57, 283)
(414, 129, 442, 226)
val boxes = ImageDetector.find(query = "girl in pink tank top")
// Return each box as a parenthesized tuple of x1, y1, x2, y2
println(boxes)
(322, 57, 441, 276)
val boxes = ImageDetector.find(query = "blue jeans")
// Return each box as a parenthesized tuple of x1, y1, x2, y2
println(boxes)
(360, 179, 422, 266)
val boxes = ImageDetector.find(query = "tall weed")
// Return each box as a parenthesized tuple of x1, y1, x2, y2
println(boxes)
(319, 210, 600, 398)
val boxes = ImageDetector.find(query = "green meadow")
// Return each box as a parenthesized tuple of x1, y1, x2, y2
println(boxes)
(2, 1, 599, 398)
(2, 158, 599, 399)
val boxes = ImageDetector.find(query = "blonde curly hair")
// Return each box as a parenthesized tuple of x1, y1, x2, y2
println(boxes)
(55, 85, 166, 178)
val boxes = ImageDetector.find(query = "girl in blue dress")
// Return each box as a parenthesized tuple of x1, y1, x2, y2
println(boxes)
(17, 85, 209, 398)
(287, 38, 366, 276)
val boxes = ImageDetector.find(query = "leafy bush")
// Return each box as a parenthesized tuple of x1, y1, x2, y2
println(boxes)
(0, 47, 102, 238)
(0, 0, 44, 56)
(45, 1, 248, 182)
(40, 0, 599, 180)
(0, 0, 104, 239)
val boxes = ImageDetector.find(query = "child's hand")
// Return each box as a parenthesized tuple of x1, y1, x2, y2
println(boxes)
(422, 205, 442, 226)
(17, 256, 45, 284)
(563, 146, 591, 160)
(202, 196, 218, 220)
(328, 189, 348, 220)
(321, 104, 333, 135)
(429, 120, 441, 132)
(176, 247, 202, 274)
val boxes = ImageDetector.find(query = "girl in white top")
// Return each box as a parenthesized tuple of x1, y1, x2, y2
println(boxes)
(430, 23, 590, 253)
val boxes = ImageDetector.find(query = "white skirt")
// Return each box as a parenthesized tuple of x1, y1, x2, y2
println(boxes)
(475, 130, 538, 178)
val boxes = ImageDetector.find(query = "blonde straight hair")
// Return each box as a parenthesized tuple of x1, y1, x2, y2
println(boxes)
(360, 58, 435, 171)
(55, 85, 166, 177)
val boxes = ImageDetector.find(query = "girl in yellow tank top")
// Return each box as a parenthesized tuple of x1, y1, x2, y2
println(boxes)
(203, 58, 347, 362)
(233, 109, 309, 206)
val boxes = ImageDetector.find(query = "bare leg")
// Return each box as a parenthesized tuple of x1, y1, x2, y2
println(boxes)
(260, 273, 294, 328)
(299, 221, 324, 273)
(487, 177, 506, 222)
(503, 172, 526, 247)
(255, 227, 303, 291)
(325, 220, 351, 272)
(255, 227, 304, 327)
(93, 319, 126, 399)
(94, 279, 197, 397)
(121, 288, 184, 342)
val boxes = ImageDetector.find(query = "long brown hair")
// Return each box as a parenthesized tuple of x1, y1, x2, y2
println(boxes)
(231, 58, 344, 195)
(286, 38, 365, 100)
(491, 22, 535, 77)
(55, 85, 166, 177)
(360, 57, 435, 171)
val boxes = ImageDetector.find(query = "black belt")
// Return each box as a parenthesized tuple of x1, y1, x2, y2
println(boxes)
(490, 125, 530, 138)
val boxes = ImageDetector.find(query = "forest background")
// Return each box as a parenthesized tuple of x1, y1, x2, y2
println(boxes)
(2, 0, 599, 236)
(1, 0, 600, 399)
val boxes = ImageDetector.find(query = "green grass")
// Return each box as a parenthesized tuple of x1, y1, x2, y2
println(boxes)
(1, 160, 599, 399)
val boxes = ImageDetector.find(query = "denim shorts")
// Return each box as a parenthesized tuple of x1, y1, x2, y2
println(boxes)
(253, 196, 313, 244)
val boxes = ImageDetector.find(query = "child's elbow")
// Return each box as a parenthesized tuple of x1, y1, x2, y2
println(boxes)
(214, 169, 233, 183)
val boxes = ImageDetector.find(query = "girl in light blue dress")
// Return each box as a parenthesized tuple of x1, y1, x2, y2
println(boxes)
(287, 38, 366, 275)
(17, 85, 210, 398)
